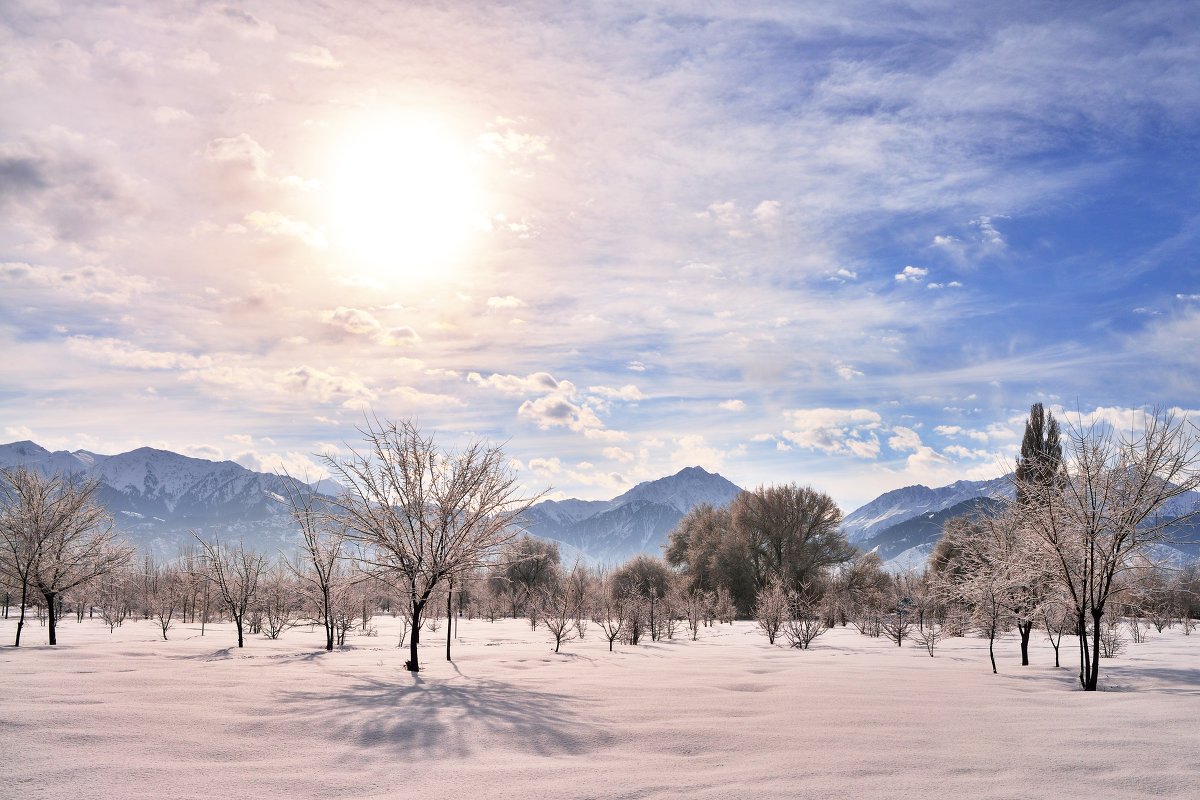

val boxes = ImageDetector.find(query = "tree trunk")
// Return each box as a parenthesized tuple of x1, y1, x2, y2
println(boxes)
(45, 590, 58, 645)
(988, 626, 997, 674)
(235, 615, 244, 648)
(1077, 608, 1089, 690)
(446, 583, 453, 662)
(323, 587, 334, 651)
(1018, 620, 1033, 666)
(407, 597, 423, 672)
(14, 581, 28, 646)
(1084, 606, 1104, 691)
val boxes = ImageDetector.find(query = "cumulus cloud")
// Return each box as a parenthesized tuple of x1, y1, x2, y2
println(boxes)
(204, 133, 270, 178)
(780, 408, 883, 457)
(66, 336, 212, 370)
(927, 281, 963, 290)
(719, 399, 746, 412)
(468, 371, 560, 395)
(322, 306, 381, 336)
(2, 261, 151, 304)
(887, 426, 922, 453)
(487, 295, 526, 309)
(894, 265, 928, 283)
(603, 446, 635, 463)
(279, 365, 377, 406)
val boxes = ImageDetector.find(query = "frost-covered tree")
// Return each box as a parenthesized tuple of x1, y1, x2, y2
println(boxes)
(494, 535, 560, 619)
(280, 471, 352, 651)
(781, 584, 828, 649)
(536, 563, 587, 653)
(1018, 409, 1200, 690)
(0, 467, 133, 646)
(754, 578, 788, 645)
(590, 570, 627, 652)
(322, 418, 539, 672)
(612, 554, 672, 641)
(196, 536, 266, 648)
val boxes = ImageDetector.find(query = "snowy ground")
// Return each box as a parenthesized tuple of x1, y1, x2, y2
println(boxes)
(4, 614, 1199, 800)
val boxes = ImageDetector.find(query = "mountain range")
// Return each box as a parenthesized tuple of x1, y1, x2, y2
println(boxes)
(3, 439, 1197, 567)
(0, 440, 308, 556)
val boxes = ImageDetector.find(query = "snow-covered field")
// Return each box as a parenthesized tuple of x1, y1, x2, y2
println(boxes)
(4, 615, 1198, 799)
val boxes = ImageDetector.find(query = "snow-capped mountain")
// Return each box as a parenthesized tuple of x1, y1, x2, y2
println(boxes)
(521, 466, 744, 564)
(0, 440, 316, 556)
(840, 476, 1014, 544)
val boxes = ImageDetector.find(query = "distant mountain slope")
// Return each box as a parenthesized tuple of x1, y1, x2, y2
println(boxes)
(841, 476, 1013, 544)
(521, 466, 743, 564)
(0, 440, 315, 556)
(859, 497, 1003, 564)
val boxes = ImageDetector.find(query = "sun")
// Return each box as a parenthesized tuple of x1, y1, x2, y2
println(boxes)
(323, 113, 488, 282)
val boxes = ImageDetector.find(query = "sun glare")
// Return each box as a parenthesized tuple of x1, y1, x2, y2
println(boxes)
(323, 114, 487, 283)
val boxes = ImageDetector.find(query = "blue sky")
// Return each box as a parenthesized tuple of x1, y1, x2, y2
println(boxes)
(2, 1, 1199, 510)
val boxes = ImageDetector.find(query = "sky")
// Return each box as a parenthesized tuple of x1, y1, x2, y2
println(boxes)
(3, 1, 1200, 512)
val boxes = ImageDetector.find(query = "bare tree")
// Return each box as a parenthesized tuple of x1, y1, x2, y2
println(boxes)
(536, 564, 587, 653)
(781, 584, 828, 649)
(280, 473, 350, 651)
(0, 467, 133, 645)
(590, 569, 626, 651)
(258, 563, 301, 640)
(145, 563, 186, 641)
(321, 418, 539, 672)
(196, 536, 265, 648)
(754, 578, 788, 645)
(1018, 409, 1200, 690)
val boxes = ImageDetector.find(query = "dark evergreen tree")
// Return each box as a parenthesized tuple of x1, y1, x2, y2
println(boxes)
(1015, 402, 1063, 505)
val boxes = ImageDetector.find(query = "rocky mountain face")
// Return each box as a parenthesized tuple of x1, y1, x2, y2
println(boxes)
(521, 466, 744, 564)
(840, 476, 1014, 544)
(0, 440, 310, 556)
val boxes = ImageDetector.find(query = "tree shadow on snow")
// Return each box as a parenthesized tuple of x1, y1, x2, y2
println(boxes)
(276, 673, 611, 758)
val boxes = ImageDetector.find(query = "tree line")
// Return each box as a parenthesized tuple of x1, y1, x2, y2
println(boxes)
(3, 409, 1199, 691)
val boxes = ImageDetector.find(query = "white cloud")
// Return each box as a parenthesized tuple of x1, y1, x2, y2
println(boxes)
(895, 265, 928, 283)
(835, 361, 863, 381)
(322, 306, 381, 336)
(204, 133, 269, 178)
(288, 46, 343, 69)
(245, 211, 326, 248)
(752, 200, 782, 225)
(927, 281, 963, 289)
(719, 399, 746, 412)
(487, 295, 526, 309)
(603, 446, 635, 464)
(887, 426, 922, 453)
(588, 384, 643, 401)
(781, 408, 883, 457)
(379, 327, 420, 346)
(152, 106, 192, 125)
(468, 371, 560, 396)
(5, 425, 35, 440)
(279, 365, 377, 406)
(66, 336, 212, 370)
(527, 457, 562, 476)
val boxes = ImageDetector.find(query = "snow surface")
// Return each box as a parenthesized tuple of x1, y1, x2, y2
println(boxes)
(4, 615, 1199, 799)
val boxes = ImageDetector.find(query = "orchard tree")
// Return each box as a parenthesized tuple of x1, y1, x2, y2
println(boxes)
(1018, 408, 1200, 690)
(0, 467, 133, 646)
(322, 418, 540, 672)
(196, 536, 266, 648)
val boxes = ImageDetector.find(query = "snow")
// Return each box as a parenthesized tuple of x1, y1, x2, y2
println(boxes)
(3, 615, 1198, 799)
